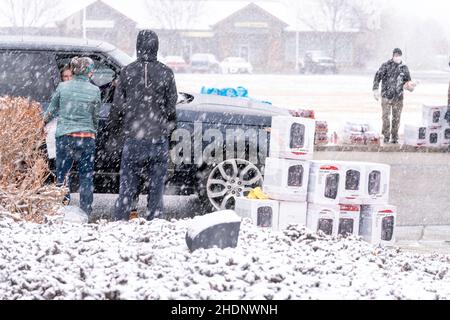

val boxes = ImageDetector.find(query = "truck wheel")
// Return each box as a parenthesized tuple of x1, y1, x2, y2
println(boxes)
(196, 159, 263, 214)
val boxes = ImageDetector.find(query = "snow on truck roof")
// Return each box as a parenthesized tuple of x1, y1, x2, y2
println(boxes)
(0, 36, 116, 52)
(0, 36, 135, 66)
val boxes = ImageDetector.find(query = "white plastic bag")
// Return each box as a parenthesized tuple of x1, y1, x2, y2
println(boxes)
(45, 119, 57, 159)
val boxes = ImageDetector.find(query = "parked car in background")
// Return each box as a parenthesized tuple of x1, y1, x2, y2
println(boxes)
(190, 53, 220, 73)
(164, 55, 188, 73)
(220, 57, 253, 74)
(299, 50, 338, 74)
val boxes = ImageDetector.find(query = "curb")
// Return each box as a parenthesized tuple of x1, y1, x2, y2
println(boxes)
(395, 226, 424, 242)
(396, 225, 450, 242)
(422, 225, 450, 242)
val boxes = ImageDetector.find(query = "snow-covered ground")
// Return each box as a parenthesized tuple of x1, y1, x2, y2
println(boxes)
(175, 73, 449, 136)
(0, 216, 448, 300)
(2, 73, 448, 301)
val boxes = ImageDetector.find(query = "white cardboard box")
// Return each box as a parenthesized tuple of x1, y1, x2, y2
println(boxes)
(269, 116, 315, 160)
(235, 198, 279, 231)
(404, 124, 427, 147)
(307, 204, 360, 237)
(338, 161, 367, 205)
(360, 205, 397, 246)
(307, 161, 343, 205)
(422, 105, 447, 126)
(426, 125, 443, 148)
(306, 203, 340, 236)
(308, 161, 390, 205)
(338, 204, 360, 237)
(361, 162, 390, 205)
(442, 124, 450, 147)
(263, 157, 310, 202)
(278, 201, 307, 230)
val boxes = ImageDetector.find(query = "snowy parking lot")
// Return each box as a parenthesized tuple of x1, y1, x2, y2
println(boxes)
(2, 71, 448, 301)
(1, 66, 449, 302)
(175, 72, 449, 136)
(0, 216, 449, 300)
(1, 0, 449, 303)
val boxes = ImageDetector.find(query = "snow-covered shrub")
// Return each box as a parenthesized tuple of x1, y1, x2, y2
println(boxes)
(0, 96, 67, 223)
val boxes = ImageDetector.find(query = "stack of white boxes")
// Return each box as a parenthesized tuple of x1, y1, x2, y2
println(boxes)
(404, 105, 449, 147)
(235, 116, 315, 231)
(341, 121, 380, 146)
(235, 115, 397, 246)
(315, 121, 329, 145)
(306, 160, 396, 245)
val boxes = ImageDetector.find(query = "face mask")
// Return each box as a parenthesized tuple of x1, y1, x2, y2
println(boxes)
(393, 56, 402, 64)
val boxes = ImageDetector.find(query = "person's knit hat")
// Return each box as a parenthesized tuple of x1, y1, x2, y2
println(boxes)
(71, 57, 95, 76)
(393, 48, 403, 56)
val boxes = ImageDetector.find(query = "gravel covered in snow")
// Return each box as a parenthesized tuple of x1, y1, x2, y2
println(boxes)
(0, 217, 449, 300)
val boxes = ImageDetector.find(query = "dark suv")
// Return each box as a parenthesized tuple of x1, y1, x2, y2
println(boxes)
(0, 36, 289, 212)
(299, 50, 338, 74)
(190, 53, 221, 73)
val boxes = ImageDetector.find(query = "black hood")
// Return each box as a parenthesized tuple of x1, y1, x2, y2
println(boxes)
(136, 30, 159, 62)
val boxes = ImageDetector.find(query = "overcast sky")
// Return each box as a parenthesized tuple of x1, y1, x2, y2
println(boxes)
(392, 0, 449, 19)
(389, 0, 450, 37)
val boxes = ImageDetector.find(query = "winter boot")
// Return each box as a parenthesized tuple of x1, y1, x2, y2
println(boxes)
(129, 210, 139, 220)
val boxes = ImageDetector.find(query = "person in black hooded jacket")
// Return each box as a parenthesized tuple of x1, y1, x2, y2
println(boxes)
(109, 30, 178, 221)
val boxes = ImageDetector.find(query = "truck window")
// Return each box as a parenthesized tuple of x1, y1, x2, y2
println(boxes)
(0, 51, 59, 102)
(56, 53, 119, 103)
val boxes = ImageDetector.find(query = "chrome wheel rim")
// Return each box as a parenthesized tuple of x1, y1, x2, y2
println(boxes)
(206, 159, 263, 211)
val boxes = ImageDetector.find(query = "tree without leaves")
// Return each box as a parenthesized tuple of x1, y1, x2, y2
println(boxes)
(285, 0, 377, 32)
(345, 0, 379, 32)
(143, 0, 204, 31)
(142, 0, 206, 56)
(284, 0, 378, 59)
(0, 0, 63, 29)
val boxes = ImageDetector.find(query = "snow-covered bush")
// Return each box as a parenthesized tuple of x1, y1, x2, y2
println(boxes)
(0, 96, 67, 223)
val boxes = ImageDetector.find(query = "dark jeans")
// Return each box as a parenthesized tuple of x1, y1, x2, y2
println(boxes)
(114, 138, 169, 221)
(56, 136, 95, 215)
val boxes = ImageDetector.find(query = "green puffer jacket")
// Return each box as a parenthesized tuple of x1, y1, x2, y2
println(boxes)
(44, 75, 101, 138)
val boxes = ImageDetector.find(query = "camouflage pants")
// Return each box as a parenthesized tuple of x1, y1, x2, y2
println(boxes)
(381, 98, 403, 142)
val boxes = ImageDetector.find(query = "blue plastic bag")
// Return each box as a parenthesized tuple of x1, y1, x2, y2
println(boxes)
(221, 88, 238, 97)
(236, 86, 248, 97)
(200, 86, 271, 104)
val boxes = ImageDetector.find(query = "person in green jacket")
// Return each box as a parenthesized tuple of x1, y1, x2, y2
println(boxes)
(43, 57, 101, 216)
